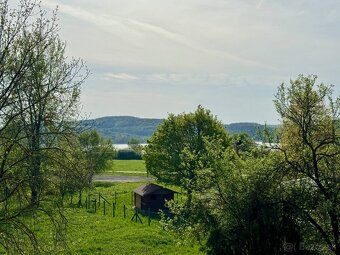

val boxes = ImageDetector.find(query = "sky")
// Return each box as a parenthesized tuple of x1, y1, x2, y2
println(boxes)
(39, 0, 340, 124)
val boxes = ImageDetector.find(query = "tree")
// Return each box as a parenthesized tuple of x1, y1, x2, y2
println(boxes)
(52, 131, 114, 206)
(274, 75, 339, 254)
(79, 130, 115, 176)
(128, 138, 143, 156)
(0, 1, 88, 253)
(161, 141, 307, 255)
(232, 132, 256, 156)
(144, 105, 231, 204)
(156, 79, 339, 255)
(53, 135, 87, 204)
(13, 29, 87, 204)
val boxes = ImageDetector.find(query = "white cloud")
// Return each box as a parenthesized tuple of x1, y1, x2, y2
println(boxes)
(100, 72, 274, 88)
(40, 0, 340, 123)
(42, 0, 270, 69)
(256, 0, 265, 9)
(103, 73, 139, 81)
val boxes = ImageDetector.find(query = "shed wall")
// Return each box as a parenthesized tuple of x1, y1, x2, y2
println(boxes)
(134, 193, 142, 209)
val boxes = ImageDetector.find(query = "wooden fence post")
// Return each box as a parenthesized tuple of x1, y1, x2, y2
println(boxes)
(124, 204, 126, 219)
(94, 198, 97, 213)
(98, 192, 101, 207)
(131, 210, 143, 224)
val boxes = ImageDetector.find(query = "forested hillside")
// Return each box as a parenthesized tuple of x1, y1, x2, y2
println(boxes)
(82, 116, 163, 143)
(226, 122, 277, 138)
(83, 116, 277, 143)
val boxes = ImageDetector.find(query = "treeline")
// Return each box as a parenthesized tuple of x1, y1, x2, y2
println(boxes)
(82, 116, 277, 144)
(145, 76, 339, 255)
(82, 116, 163, 144)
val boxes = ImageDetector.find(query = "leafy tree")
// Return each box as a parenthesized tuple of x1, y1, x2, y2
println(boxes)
(51, 130, 114, 207)
(128, 137, 143, 156)
(79, 130, 115, 176)
(13, 30, 87, 204)
(232, 132, 256, 156)
(52, 136, 87, 204)
(0, 1, 87, 253)
(144, 105, 231, 204)
(274, 75, 339, 254)
(162, 143, 308, 255)
(256, 122, 279, 144)
(157, 79, 339, 254)
(116, 149, 142, 160)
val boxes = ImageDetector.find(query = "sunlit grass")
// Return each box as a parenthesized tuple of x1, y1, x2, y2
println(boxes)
(102, 160, 148, 176)
(0, 182, 201, 255)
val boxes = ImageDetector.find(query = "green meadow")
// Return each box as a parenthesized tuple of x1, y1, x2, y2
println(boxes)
(103, 160, 148, 176)
(1, 182, 201, 255)
(64, 182, 201, 254)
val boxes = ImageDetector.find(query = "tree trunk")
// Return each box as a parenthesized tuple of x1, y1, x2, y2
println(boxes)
(30, 125, 41, 205)
(78, 190, 82, 207)
(30, 153, 41, 204)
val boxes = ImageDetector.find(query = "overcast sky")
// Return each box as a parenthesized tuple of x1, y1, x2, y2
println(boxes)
(40, 0, 340, 124)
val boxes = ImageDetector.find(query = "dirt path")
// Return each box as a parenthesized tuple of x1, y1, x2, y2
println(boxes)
(93, 175, 154, 183)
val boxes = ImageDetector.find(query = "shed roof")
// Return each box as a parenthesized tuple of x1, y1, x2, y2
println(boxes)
(134, 183, 176, 196)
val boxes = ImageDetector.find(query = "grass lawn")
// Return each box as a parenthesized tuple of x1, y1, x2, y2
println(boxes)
(66, 182, 199, 254)
(103, 160, 148, 176)
(4, 182, 201, 255)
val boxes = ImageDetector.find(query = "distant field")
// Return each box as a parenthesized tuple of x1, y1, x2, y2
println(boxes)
(1, 182, 201, 255)
(104, 160, 148, 176)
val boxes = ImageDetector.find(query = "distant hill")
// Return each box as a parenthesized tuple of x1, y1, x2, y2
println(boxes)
(82, 116, 163, 144)
(82, 116, 277, 144)
(225, 122, 276, 138)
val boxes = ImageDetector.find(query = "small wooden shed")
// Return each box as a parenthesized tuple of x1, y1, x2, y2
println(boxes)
(133, 183, 176, 212)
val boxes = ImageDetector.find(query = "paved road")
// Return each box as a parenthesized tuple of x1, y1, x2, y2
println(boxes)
(93, 175, 154, 183)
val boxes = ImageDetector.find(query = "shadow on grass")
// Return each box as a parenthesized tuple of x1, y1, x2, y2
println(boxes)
(94, 182, 115, 188)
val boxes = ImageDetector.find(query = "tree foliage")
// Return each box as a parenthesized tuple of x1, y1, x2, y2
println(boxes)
(232, 132, 256, 156)
(0, 1, 88, 253)
(144, 106, 231, 203)
(274, 75, 339, 254)
(128, 137, 143, 156)
(54, 130, 115, 206)
(13, 21, 86, 204)
(156, 76, 339, 255)
(79, 130, 115, 175)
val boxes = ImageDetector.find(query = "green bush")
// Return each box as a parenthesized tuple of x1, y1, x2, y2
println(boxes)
(116, 149, 142, 160)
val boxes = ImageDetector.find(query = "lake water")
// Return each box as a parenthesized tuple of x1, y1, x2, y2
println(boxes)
(114, 142, 278, 150)
(113, 144, 148, 150)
